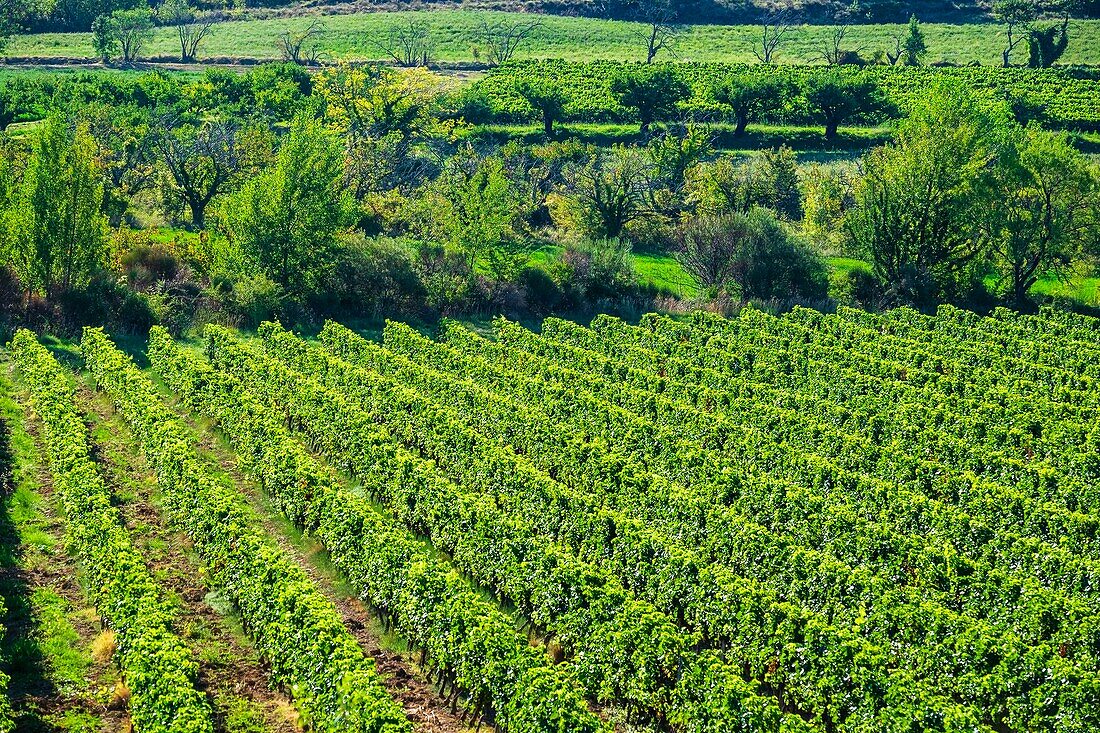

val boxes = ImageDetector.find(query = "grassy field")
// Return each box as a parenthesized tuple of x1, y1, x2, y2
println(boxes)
(7, 10, 1100, 66)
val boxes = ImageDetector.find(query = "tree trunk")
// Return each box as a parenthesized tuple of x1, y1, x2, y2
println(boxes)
(824, 120, 838, 140)
(544, 114, 554, 137)
(735, 115, 748, 136)
(189, 198, 206, 230)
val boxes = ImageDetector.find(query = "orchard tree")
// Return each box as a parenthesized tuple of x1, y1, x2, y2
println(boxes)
(984, 127, 1100, 306)
(610, 66, 690, 133)
(225, 115, 350, 295)
(156, 118, 242, 229)
(714, 74, 790, 136)
(803, 71, 885, 139)
(516, 79, 568, 137)
(158, 0, 215, 63)
(95, 8, 153, 63)
(994, 0, 1039, 66)
(8, 117, 107, 301)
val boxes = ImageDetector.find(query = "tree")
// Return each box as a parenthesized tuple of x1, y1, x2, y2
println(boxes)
(316, 63, 438, 197)
(983, 127, 1100, 306)
(803, 71, 884, 140)
(1028, 14, 1070, 67)
(372, 17, 435, 67)
(99, 7, 153, 63)
(610, 66, 690, 133)
(676, 209, 827, 300)
(420, 150, 524, 280)
(7, 117, 107, 301)
(817, 26, 864, 65)
(563, 146, 650, 239)
(277, 19, 324, 65)
(902, 14, 927, 65)
(0, 0, 32, 52)
(516, 79, 568, 137)
(91, 13, 120, 63)
(157, 0, 214, 63)
(754, 8, 795, 64)
(475, 17, 542, 66)
(634, 0, 680, 63)
(994, 0, 1039, 66)
(225, 116, 349, 295)
(846, 85, 1002, 304)
(686, 146, 801, 220)
(156, 118, 241, 229)
(714, 74, 789, 136)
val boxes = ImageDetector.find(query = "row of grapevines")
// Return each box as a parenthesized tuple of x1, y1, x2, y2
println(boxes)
(144, 327, 606, 733)
(475, 61, 1100, 129)
(416, 317, 1100, 728)
(822, 306, 1100, 398)
(77, 328, 410, 733)
(681, 308, 1095, 462)
(368, 319, 1100, 728)
(563, 313, 1100, 554)
(278, 321, 1019, 731)
(482, 316, 1100, 619)
(0, 406, 13, 733)
(209, 324, 814, 733)
(500, 311, 1078, 499)
(377, 319, 1098, 656)
(9, 330, 214, 733)
(855, 305, 1100, 389)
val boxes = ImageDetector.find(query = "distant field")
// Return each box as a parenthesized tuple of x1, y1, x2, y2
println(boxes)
(6, 10, 1100, 66)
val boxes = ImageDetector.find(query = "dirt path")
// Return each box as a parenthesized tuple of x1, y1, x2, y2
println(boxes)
(170, 394, 480, 733)
(0, 364, 130, 733)
(77, 382, 302, 733)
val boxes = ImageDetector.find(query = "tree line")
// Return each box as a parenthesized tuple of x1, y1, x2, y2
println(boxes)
(0, 62, 1096, 339)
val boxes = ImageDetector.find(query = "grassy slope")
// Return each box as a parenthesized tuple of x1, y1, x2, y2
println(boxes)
(7, 10, 1100, 65)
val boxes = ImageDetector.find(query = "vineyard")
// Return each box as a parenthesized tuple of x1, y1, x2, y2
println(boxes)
(3, 303, 1100, 732)
(475, 60, 1100, 130)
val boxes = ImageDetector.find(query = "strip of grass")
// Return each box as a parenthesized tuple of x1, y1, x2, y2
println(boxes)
(6, 10, 1100, 66)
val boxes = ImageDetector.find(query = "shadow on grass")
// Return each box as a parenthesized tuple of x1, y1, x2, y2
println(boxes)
(0, 412, 55, 733)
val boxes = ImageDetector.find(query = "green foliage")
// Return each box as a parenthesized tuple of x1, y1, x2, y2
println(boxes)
(677, 209, 827, 300)
(477, 61, 1100, 130)
(846, 83, 1005, 304)
(91, 8, 153, 63)
(515, 78, 568, 136)
(803, 70, 887, 139)
(610, 65, 690, 132)
(713, 74, 790, 135)
(152, 324, 608, 733)
(902, 14, 927, 65)
(10, 330, 213, 733)
(224, 115, 349, 296)
(982, 126, 1100, 305)
(5, 116, 107, 301)
(685, 146, 801, 220)
(80, 327, 412, 733)
(416, 148, 524, 280)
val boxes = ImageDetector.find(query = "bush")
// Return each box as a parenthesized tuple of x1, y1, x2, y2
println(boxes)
(517, 265, 563, 315)
(225, 274, 285, 328)
(677, 209, 827, 302)
(312, 236, 424, 318)
(559, 237, 636, 301)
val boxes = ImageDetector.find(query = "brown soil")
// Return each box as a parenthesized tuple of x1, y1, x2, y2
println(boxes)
(84, 380, 478, 733)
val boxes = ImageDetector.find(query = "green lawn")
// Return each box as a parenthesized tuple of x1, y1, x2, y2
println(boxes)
(7, 10, 1100, 66)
